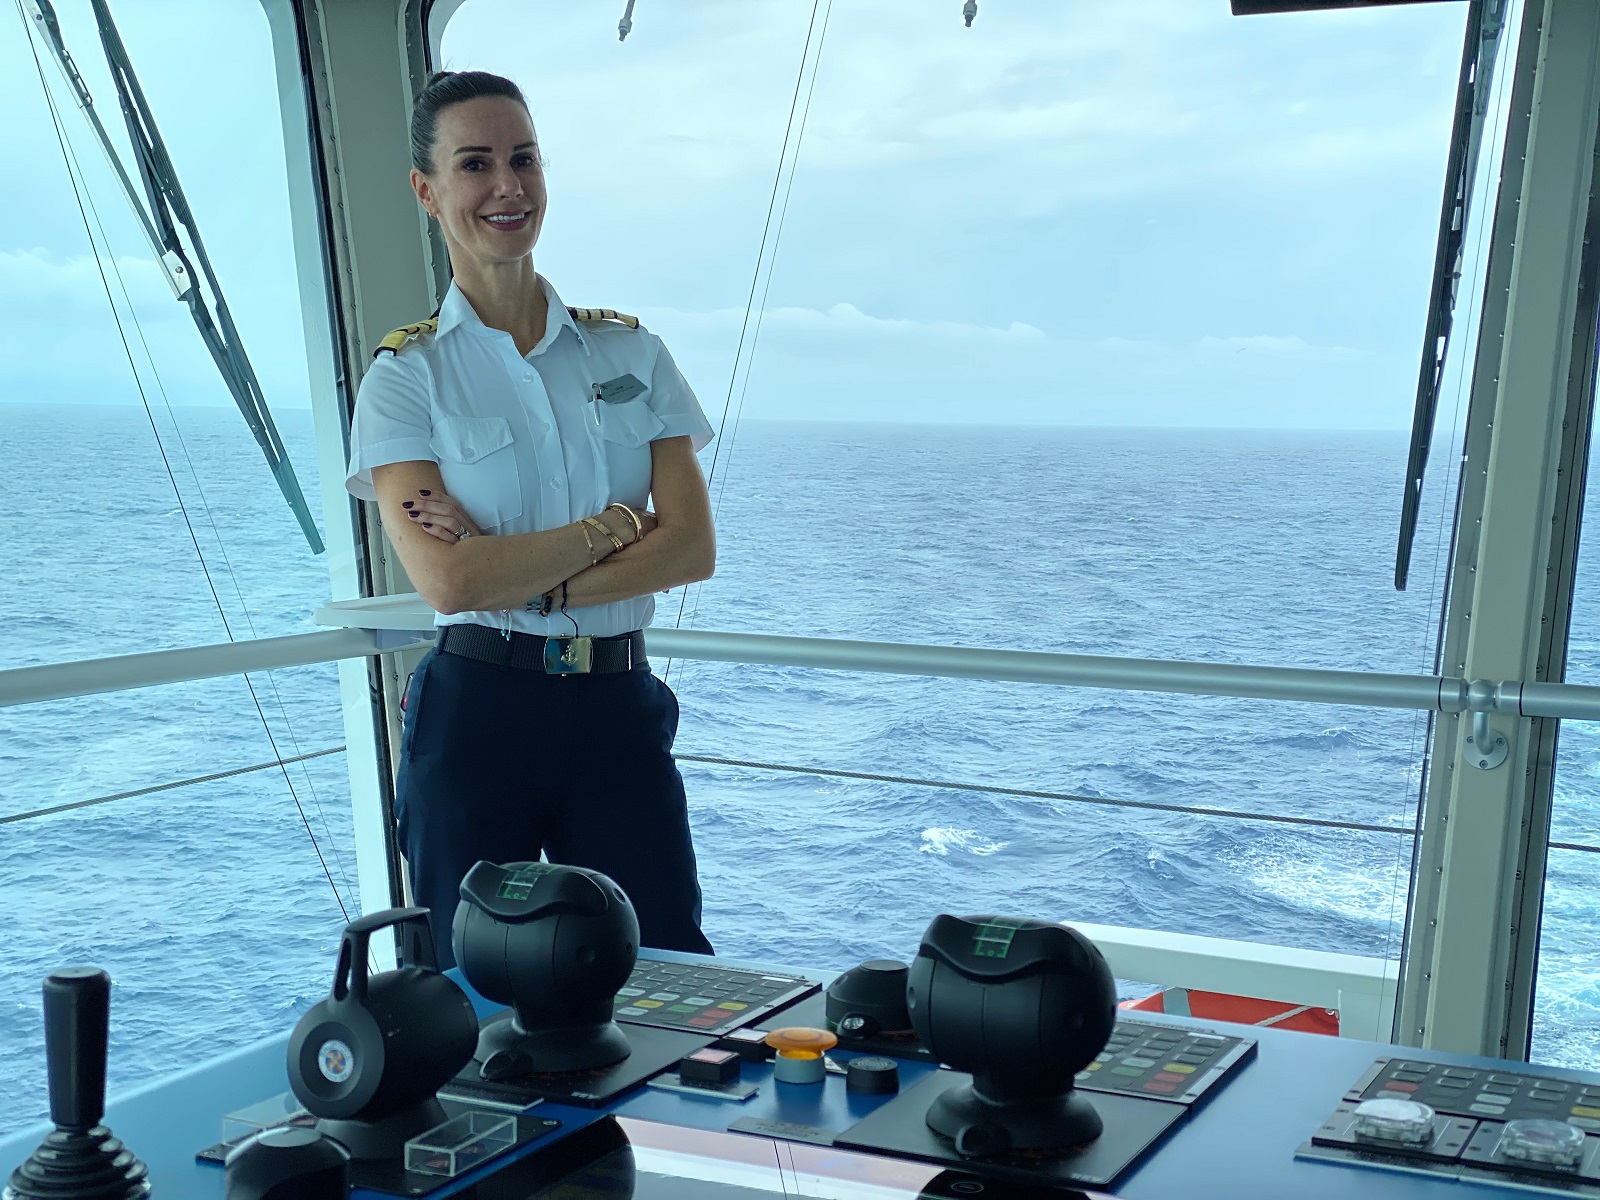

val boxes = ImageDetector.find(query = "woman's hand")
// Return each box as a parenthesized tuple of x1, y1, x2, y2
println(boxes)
(403, 489, 482, 544)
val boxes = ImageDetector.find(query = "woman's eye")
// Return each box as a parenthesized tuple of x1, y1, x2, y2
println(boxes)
(461, 159, 486, 171)
(513, 155, 537, 168)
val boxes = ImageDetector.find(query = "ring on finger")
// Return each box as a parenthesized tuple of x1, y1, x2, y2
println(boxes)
(456, 527, 471, 539)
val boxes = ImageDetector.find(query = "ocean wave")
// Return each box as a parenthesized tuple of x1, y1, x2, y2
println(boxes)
(918, 827, 1007, 857)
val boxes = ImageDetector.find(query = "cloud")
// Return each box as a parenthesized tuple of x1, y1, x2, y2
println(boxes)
(0, 248, 311, 408)
(638, 300, 1399, 429)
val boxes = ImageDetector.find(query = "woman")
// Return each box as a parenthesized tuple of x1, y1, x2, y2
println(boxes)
(344, 70, 716, 964)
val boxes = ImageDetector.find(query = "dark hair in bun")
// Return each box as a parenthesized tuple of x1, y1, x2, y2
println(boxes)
(410, 70, 529, 173)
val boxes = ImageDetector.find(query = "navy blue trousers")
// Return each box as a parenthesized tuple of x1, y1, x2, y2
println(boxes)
(396, 641, 713, 968)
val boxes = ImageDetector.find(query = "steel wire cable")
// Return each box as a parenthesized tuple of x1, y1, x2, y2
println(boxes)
(12, 739, 1600, 854)
(0, 747, 346, 826)
(662, 0, 830, 684)
(53, 103, 357, 912)
(17, 2, 352, 925)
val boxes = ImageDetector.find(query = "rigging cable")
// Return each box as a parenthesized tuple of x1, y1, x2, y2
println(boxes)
(17, 0, 352, 925)
(0, 747, 345, 827)
(46, 74, 357, 912)
(663, 0, 833, 685)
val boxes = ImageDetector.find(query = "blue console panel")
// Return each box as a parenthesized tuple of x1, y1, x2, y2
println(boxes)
(0, 949, 1585, 1198)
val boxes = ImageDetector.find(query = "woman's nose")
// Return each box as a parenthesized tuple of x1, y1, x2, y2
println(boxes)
(492, 165, 523, 195)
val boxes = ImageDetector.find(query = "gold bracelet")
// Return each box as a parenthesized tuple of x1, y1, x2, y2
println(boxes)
(577, 519, 598, 564)
(605, 502, 644, 543)
(582, 516, 624, 553)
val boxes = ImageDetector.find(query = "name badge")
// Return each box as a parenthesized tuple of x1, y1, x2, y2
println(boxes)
(592, 374, 647, 405)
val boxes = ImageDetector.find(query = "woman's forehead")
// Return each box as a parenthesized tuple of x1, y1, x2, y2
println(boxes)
(436, 96, 536, 149)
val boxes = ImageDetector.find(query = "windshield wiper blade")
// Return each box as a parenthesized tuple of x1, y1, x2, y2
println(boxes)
(1394, 0, 1506, 590)
(25, 0, 325, 555)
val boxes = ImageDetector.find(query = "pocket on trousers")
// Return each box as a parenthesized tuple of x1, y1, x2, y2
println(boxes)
(430, 414, 524, 528)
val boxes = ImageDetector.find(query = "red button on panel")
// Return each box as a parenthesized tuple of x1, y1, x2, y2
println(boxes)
(1386, 1081, 1419, 1092)
(686, 1017, 719, 1027)
(1154, 1071, 1187, 1084)
(1144, 1081, 1178, 1093)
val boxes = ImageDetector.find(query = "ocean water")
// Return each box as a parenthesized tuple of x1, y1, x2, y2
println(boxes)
(3, 402, 1600, 1137)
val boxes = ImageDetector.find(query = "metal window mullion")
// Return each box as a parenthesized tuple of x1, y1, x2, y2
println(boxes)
(1400, 0, 1600, 1058)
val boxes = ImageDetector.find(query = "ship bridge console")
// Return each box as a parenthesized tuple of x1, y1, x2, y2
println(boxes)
(6, 0, 1600, 1196)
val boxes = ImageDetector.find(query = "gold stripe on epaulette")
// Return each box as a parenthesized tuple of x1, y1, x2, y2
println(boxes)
(567, 307, 639, 329)
(374, 318, 439, 357)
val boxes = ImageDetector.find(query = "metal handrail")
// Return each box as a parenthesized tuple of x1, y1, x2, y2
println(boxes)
(9, 615, 1600, 720)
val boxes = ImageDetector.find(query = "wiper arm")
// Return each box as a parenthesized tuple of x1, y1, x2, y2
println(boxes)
(1394, 0, 1507, 590)
(24, 0, 325, 555)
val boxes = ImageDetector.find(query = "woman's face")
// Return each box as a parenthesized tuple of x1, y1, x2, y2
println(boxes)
(412, 96, 547, 270)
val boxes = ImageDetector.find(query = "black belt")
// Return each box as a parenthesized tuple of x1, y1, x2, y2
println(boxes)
(437, 624, 645, 675)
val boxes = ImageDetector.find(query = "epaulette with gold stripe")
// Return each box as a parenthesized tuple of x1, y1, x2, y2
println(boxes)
(568, 307, 639, 329)
(374, 318, 438, 357)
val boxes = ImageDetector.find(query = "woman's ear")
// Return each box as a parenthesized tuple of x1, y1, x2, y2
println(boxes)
(410, 168, 434, 217)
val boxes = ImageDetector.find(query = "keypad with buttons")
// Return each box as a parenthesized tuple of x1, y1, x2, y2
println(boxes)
(612, 961, 817, 1036)
(1073, 1019, 1256, 1105)
(1353, 1057, 1600, 1131)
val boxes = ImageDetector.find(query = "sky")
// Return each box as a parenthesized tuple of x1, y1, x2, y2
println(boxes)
(0, 0, 1475, 428)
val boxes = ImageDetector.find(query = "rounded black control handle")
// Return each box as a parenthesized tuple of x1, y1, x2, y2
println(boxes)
(42, 967, 110, 1133)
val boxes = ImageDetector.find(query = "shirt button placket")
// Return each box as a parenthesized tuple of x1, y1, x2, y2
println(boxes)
(519, 366, 569, 526)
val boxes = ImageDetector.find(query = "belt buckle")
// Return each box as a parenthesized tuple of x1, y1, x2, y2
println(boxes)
(544, 635, 594, 674)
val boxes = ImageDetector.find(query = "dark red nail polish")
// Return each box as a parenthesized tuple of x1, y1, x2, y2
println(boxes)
(419, 489, 432, 496)
(407, 511, 419, 517)
(402, 501, 414, 508)
(423, 522, 433, 527)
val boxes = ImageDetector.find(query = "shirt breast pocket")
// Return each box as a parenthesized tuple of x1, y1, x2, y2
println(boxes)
(599, 398, 665, 449)
(430, 415, 524, 528)
(599, 399, 664, 500)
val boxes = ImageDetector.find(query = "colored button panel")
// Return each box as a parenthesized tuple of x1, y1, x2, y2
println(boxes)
(1111, 1067, 1144, 1077)
(635, 1000, 663, 1009)
(1571, 1105, 1600, 1119)
(1164, 1063, 1197, 1075)
(1122, 1056, 1157, 1068)
(1384, 1081, 1419, 1093)
(1144, 1081, 1178, 1093)
(617, 1006, 648, 1016)
(717, 1002, 748, 1011)
(648, 993, 681, 1001)
(1154, 1071, 1187, 1084)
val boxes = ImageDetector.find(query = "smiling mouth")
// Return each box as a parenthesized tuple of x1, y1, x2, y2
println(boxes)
(482, 212, 532, 230)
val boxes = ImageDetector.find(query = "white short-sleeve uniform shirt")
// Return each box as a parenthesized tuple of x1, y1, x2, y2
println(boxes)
(346, 275, 714, 638)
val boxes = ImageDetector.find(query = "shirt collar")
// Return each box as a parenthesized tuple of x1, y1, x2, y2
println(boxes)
(435, 275, 590, 357)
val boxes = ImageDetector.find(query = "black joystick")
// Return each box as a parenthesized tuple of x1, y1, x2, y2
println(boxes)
(826, 959, 914, 1039)
(224, 1126, 350, 1199)
(453, 861, 639, 1078)
(287, 907, 479, 1161)
(5, 967, 150, 1200)
(908, 915, 1116, 1156)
